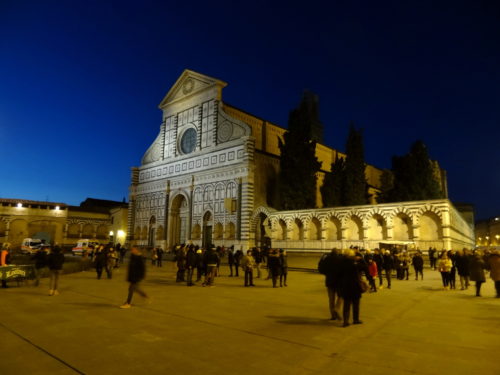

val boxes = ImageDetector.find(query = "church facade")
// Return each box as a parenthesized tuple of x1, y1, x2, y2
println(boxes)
(128, 70, 474, 251)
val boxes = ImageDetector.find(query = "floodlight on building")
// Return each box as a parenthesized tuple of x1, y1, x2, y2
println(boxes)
(495, 217, 499, 221)
(486, 236, 490, 240)
(478, 237, 482, 241)
(55, 206, 60, 210)
(109, 231, 114, 236)
(17, 203, 22, 208)
(117, 230, 125, 237)
(496, 235, 500, 240)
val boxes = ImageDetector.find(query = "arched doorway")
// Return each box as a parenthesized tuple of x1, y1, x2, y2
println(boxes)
(202, 211, 213, 248)
(169, 194, 189, 247)
(148, 216, 156, 247)
(255, 213, 271, 248)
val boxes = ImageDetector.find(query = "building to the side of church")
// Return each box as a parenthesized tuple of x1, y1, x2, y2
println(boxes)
(129, 70, 474, 251)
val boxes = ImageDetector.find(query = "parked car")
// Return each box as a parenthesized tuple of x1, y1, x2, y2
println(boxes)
(72, 239, 99, 256)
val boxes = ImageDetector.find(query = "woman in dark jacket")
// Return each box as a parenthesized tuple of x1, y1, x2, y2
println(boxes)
(47, 246, 65, 296)
(120, 247, 148, 308)
(339, 250, 363, 327)
(469, 251, 486, 297)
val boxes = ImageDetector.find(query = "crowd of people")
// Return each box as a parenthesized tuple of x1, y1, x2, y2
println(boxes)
(170, 244, 288, 289)
(318, 247, 500, 327)
(1, 242, 499, 315)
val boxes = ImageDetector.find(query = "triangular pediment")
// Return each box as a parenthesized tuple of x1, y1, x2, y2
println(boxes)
(158, 69, 227, 109)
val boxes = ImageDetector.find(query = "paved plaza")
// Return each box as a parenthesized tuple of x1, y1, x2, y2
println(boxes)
(1, 257, 499, 375)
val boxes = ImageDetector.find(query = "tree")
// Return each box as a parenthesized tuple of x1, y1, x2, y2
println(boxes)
(321, 155, 345, 207)
(342, 123, 369, 206)
(277, 93, 322, 210)
(390, 140, 443, 201)
(377, 169, 395, 203)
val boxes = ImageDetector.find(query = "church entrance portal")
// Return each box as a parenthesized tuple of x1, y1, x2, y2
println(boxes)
(169, 194, 189, 247)
(148, 216, 156, 247)
(255, 213, 271, 248)
(202, 211, 213, 249)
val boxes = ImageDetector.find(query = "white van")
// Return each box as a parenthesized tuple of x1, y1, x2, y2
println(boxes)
(72, 239, 99, 256)
(20, 238, 44, 254)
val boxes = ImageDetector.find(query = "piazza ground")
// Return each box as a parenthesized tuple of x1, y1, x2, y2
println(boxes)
(0, 256, 499, 375)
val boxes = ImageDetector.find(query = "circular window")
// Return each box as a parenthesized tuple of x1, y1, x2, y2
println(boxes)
(180, 128, 197, 154)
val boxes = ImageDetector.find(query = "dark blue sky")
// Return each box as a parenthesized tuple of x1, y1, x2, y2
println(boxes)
(1, 0, 499, 219)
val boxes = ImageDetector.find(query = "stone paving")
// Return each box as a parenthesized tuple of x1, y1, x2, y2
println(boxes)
(0, 257, 499, 375)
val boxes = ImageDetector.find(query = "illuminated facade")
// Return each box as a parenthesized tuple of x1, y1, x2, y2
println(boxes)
(129, 70, 473, 251)
(475, 216, 500, 248)
(0, 198, 128, 248)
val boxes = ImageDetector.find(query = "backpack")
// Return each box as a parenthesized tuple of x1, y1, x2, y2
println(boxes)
(318, 253, 331, 275)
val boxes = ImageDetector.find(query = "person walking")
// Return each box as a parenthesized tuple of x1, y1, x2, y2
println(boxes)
(382, 250, 394, 289)
(175, 245, 186, 282)
(203, 247, 219, 287)
(195, 248, 205, 282)
(412, 251, 424, 280)
(227, 247, 235, 277)
(185, 245, 196, 286)
(94, 246, 107, 280)
(47, 246, 65, 296)
(253, 248, 263, 278)
(469, 250, 486, 297)
(120, 247, 149, 308)
(339, 250, 363, 327)
(267, 249, 281, 288)
(1, 244, 11, 288)
(106, 247, 117, 279)
(279, 249, 288, 287)
(319, 248, 343, 320)
(456, 248, 471, 290)
(437, 251, 453, 290)
(234, 249, 242, 277)
(241, 249, 255, 287)
(487, 250, 500, 298)
(156, 247, 164, 267)
(367, 258, 378, 292)
(32, 246, 48, 286)
(373, 249, 384, 288)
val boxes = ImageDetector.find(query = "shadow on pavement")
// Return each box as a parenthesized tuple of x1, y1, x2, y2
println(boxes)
(267, 315, 335, 326)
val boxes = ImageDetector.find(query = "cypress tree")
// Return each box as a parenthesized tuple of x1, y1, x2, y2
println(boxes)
(377, 169, 395, 203)
(321, 155, 345, 207)
(277, 93, 322, 210)
(342, 123, 368, 206)
(390, 140, 443, 201)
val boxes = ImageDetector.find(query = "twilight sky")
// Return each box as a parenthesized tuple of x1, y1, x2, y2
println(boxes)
(0, 0, 499, 220)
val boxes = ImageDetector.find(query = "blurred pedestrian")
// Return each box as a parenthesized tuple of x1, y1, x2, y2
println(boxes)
(202, 247, 219, 287)
(487, 250, 500, 298)
(156, 247, 164, 267)
(267, 248, 281, 288)
(47, 246, 65, 296)
(412, 251, 424, 280)
(469, 250, 486, 297)
(456, 248, 470, 290)
(437, 251, 452, 290)
(339, 250, 363, 327)
(120, 247, 149, 309)
(32, 246, 48, 286)
(279, 249, 288, 287)
(94, 245, 107, 279)
(227, 246, 235, 276)
(1, 244, 11, 288)
(185, 245, 196, 286)
(106, 247, 117, 279)
(319, 248, 343, 320)
(382, 250, 394, 289)
(241, 249, 255, 287)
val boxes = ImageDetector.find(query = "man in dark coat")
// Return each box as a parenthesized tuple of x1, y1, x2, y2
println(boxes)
(185, 245, 197, 286)
(321, 248, 343, 320)
(383, 250, 394, 289)
(120, 247, 148, 308)
(267, 249, 281, 288)
(47, 246, 65, 296)
(455, 248, 470, 290)
(373, 249, 385, 287)
(412, 251, 424, 280)
(234, 249, 243, 277)
(339, 250, 363, 327)
(32, 246, 48, 286)
(227, 247, 235, 277)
